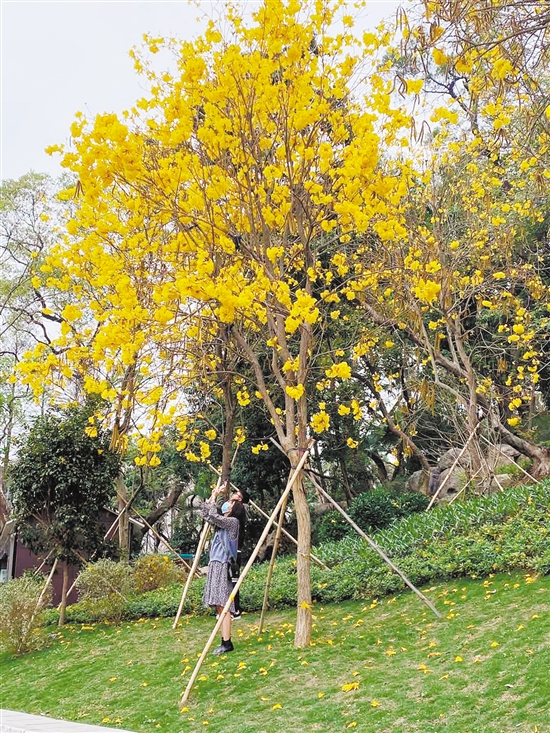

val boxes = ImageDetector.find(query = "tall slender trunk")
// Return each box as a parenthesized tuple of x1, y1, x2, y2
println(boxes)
(339, 454, 354, 505)
(312, 442, 328, 493)
(289, 449, 311, 649)
(58, 561, 69, 626)
(117, 474, 129, 561)
(220, 378, 236, 485)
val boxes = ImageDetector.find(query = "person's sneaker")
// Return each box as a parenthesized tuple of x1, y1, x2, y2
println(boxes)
(212, 639, 234, 655)
(231, 610, 242, 620)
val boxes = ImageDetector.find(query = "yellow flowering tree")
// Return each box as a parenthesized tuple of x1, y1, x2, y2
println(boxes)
(343, 2, 550, 478)
(22, 0, 414, 646)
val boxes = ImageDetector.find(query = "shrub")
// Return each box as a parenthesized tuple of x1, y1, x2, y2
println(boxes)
(76, 559, 134, 623)
(0, 573, 52, 654)
(349, 488, 428, 533)
(316, 511, 351, 543)
(133, 554, 184, 593)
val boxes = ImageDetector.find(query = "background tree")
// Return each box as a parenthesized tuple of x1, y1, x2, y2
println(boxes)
(7, 402, 120, 624)
(0, 173, 69, 520)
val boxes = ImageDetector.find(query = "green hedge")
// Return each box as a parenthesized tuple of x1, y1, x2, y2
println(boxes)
(49, 482, 550, 624)
(316, 488, 429, 543)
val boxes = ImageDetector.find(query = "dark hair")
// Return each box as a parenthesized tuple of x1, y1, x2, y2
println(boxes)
(229, 500, 246, 548)
(239, 489, 250, 505)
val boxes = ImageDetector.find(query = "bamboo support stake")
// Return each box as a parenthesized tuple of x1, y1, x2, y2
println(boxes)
(208, 465, 329, 570)
(447, 468, 482, 506)
(304, 468, 442, 619)
(35, 549, 54, 574)
(258, 493, 289, 633)
(426, 423, 482, 510)
(104, 483, 145, 541)
(36, 557, 58, 612)
(479, 434, 541, 485)
(172, 522, 211, 629)
(179, 445, 311, 706)
(23, 557, 58, 649)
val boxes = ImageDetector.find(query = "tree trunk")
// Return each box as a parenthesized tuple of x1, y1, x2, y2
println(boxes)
(338, 453, 354, 505)
(368, 450, 389, 483)
(289, 450, 311, 649)
(117, 473, 129, 561)
(220, 379, 236, 486)
(58, 561, 69, 626)
(496, 421, 550, 478)
(140, 483, 185, 539)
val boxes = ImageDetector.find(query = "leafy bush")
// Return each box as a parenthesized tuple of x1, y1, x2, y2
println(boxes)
(349, 488, 429, 532)
(316, 511, 351, 543)
(0, 573, 52, 654)
(494, 458, 532, 478)
(317, 489, 428, 544)
(133, 554, 184, 593)
(76, 559, 134, 623)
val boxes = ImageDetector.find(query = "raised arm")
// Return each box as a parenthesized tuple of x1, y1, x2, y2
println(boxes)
(199, 502, 239, 533)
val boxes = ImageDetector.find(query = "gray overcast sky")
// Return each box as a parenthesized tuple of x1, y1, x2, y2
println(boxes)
(1, 0, 400, 182)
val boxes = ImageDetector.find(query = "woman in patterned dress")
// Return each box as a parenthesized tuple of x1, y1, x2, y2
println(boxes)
(199, 484, 246, 654)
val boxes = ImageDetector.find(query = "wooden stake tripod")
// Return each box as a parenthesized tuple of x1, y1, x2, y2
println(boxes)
(261, 439, 442, 625)
(303, 467, 442, 619)
(178, 445, 312, 706)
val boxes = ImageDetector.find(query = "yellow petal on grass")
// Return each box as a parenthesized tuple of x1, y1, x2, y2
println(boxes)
(341, 682, 360, 692)
(346, 722, 358, 729)
(370, 700, 380, 707)
(318, 692, 325, 698)
(272, 703, 283, 710)
(454, 655, 463, 662)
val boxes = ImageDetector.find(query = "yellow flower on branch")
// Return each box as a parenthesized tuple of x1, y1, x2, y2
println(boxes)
(413, 279, 441, 305)
(325, 362, 352, 380)
(286, 384, 305, 400)
(311, 411, 330, 434)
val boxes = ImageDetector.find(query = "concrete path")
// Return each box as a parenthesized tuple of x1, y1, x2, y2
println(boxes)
(0, 710, 136, 733)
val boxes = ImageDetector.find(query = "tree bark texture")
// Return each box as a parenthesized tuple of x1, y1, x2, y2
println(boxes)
(58, 561, 69, 627)
(289, 452, 312, 649)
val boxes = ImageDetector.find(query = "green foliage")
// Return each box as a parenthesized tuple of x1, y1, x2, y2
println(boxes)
(49, 482, 550, 624)
(0, 573, 52, 654)
(316, 511, 351, 543)
(170, 508, 202, 554)
(317, 488, 429, 543)
(75, 559, 134, 623)
(8, 402, 120, 561)
(349, 488, 429, 531)
(132, 554, 183, 593)
(494, 458, 532, 477)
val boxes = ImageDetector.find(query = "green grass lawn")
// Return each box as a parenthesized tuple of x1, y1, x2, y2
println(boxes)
(1, 571, 548, 733)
